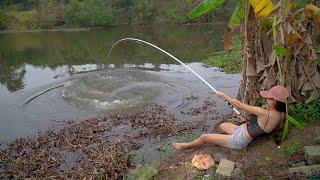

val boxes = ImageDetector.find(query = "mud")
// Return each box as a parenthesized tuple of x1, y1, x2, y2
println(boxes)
(0, 100, 229, 179)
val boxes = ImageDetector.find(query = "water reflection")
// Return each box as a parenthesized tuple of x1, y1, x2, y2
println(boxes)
(0, 24, 225, 92)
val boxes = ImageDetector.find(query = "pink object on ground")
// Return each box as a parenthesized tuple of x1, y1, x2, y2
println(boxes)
(192, 154, 214, 170)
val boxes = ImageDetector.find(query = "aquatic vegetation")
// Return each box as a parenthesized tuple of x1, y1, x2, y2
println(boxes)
(202, 35, 242, 73)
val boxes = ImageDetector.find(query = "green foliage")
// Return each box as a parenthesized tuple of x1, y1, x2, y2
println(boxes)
(64, 0, 115, 27)
(274, 44, 288, 58)
(288, 97, 320, 124)
(259, 19, 273, 30)
(165, 8, 184, 24)
(186, 131, 199, 141)
(134, 0, 157, 24)
(187, 0, 226, 20)
(0, 10, 8, 30)
(228, 1, 244, 27)
(202, 35, 242, 73)
(5, 10, 38, 30)
(282, 140, 301, 156)
(127, 165, 158, 180)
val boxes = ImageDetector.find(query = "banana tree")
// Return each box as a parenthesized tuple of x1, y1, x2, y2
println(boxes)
(187, 0, 320, 141)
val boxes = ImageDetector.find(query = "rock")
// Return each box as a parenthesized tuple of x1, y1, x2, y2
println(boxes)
(216, 159, 235, 178)
(289, 165, 320, 177)
(304, 146, 320, 165)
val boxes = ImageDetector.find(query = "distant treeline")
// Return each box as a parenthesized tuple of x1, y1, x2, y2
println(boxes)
(0, 0, 235, 30)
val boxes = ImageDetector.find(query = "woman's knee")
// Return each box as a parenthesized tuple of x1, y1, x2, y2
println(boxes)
(200, 134, 210, 142)
(219, 123, 229, 130)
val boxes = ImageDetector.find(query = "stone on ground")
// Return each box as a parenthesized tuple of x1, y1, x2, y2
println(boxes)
(289, 165, 320, 177)
(304, 146, 320, 165)
(216, 159, 235, 177)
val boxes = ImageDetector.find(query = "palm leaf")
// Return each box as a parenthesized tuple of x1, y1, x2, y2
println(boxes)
(187, 0, 226, 20)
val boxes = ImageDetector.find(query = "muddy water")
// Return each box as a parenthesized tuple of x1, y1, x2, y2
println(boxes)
(0, 24, 240, 146)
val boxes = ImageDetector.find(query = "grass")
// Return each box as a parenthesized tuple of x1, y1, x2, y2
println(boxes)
(186, 131, 199, 141)
(282, 140, 301, 156)
(202, 35, 242, 73)
(126, 165, 158, 180)
(289, 97, 320, 124)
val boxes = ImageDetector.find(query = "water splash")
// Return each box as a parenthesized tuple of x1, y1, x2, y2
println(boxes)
(108, 38, 240, 115)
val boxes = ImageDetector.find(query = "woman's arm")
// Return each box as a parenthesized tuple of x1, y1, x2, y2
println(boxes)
(216, 91, 266, 116)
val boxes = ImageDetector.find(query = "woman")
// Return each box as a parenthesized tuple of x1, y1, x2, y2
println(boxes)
(172, 85, 288, 150)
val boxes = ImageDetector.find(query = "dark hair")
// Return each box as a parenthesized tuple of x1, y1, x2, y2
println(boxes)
(272, 100, 286, 145)
(274, 101, 286, 113)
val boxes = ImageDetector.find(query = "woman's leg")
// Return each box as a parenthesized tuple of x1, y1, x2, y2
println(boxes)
(219, 123, 237, 134)
(172, 133, 229, 150)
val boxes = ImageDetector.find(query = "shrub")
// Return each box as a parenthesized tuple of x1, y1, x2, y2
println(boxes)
(289, 97, 320, 124)
(64, 0, 115, 27)
(0, 11, 8, 30)
(5, 10, 38, 30)
(165, 8, 184, 24)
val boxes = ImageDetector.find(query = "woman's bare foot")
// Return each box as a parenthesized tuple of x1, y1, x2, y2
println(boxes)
(172, 142, 188, 150)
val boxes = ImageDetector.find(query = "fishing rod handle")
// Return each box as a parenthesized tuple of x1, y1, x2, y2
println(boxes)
(224, 99, 241, 116)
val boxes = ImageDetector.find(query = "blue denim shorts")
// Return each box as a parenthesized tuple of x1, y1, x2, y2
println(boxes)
(228, 124, 252, 149)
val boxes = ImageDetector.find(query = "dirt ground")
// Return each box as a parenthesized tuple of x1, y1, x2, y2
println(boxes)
(156, 122, 320, 179)
(0, 101, 319, 179)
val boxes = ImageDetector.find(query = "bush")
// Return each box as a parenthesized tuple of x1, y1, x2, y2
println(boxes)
(5, 10, 38, 30)
(0, 11, 8, 30)
(64, 0, 115, 27)
(165, 8, 184, 24)
(289, 97, 320, 124)
(134, 0, 157, 24)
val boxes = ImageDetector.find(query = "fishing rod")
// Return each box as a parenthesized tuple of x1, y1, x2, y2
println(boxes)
(108, 38, 241, 116)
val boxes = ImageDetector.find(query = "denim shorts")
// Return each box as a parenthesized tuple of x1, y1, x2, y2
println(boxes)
(228, 124, 252, 149)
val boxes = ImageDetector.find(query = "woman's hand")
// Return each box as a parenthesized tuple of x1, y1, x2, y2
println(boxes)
(216, 91, 227, 99)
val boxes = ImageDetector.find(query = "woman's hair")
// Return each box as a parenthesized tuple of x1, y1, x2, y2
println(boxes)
(272, 100, 286, 145)
(274, 101, 286, 113)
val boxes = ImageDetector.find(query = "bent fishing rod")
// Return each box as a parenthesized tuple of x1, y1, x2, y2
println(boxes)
(108, 38, 241, 116)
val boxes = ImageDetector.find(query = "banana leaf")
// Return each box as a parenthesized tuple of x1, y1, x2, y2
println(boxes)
(187, 0, 226, 20)
(281, 114, 304, 142)
(281, 115, 290, 142)
(287, 115, 304, 130)
(228, 1, 244, 27)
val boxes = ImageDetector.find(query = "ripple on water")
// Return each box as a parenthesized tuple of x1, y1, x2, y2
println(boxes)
(61, 68, 168, 114)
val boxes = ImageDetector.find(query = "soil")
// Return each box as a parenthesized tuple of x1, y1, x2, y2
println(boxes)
(0, 99, 319, 179)
(156, 122, 320, 179)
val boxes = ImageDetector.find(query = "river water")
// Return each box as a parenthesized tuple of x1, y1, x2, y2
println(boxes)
(0, 24, 240, 145)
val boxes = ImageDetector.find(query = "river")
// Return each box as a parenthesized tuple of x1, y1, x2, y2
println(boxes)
(0, 24, 240, 146)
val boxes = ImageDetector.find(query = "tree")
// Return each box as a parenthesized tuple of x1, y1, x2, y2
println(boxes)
(188, 0, 320, 141)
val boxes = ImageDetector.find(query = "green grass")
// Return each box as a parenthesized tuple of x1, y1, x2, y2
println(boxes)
(282, 140, 301, 156)
(289, 97, 320, 124)
(126, 165, 158, 180)
(202, 35, 242, 73)
(186, 131, 199, 141)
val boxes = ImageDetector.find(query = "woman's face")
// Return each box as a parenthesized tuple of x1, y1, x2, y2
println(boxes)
(265, 98, 275, 108)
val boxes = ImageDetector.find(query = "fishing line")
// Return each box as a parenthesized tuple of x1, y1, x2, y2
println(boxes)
(108, 38, 241, 115)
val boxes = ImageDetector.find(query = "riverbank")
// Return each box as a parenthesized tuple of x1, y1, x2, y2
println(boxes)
(1, 100, 319, 179)
(0, 22, 226, 34)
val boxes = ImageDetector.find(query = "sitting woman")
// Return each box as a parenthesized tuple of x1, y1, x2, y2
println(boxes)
(172, 85, 288, 150)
